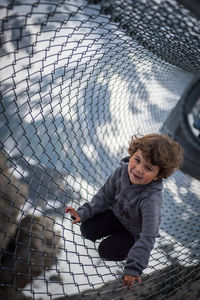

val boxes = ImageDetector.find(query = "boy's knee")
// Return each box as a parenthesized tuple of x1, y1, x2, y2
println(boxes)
(98, 238, 126, 261)
(80, 222, 96, 242)
(98, 240, 108, 258)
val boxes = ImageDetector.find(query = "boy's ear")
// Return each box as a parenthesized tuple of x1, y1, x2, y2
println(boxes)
(153, 173, 160, 181)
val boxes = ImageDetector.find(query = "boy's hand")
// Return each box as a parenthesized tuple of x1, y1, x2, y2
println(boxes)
(65, 206, 82, 224)
(122, 274, 142, 289)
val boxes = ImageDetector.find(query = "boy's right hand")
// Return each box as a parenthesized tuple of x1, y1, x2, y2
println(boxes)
(65, 206, 82, 224)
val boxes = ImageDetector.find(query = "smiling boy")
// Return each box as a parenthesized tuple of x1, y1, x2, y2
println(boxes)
(66, 134, 183, 288)
(128, 149, 159, 185)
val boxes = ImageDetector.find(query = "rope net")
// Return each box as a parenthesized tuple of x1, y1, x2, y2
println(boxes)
(0, 0, 200, 299)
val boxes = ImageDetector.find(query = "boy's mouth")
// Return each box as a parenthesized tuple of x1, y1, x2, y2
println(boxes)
(132, 172, 142, 180)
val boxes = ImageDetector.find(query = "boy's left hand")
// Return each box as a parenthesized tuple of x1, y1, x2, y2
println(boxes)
(122, 274, 142, 289)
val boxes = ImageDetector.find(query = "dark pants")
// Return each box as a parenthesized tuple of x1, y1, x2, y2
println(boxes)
(80, 210, 135, 261)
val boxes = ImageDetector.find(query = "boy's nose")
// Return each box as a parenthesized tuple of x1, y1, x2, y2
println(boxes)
(135, 165, 143, 175)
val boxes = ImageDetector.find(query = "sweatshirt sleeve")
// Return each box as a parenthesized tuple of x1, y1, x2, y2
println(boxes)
(124, 193, 162, 277)
(77, 166, 120, 221)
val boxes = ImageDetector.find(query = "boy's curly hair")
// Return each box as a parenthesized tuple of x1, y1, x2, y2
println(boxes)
(128, 134, 184, 179)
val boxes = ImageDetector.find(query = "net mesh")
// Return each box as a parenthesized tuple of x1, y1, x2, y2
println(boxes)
(0, 0, 200, 299)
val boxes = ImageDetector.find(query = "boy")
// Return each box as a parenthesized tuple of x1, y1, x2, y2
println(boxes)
(66, 134, 184, 288)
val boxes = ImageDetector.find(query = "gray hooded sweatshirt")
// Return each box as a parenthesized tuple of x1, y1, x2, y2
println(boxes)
(77, 158, 163, 277)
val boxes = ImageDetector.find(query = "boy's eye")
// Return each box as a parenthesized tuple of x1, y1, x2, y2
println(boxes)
(146, 167, 152, 171)
(134, 158, 140, 163)
(145, 166, 152, 172)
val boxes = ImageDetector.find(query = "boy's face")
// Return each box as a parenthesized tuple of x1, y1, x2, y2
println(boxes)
(128, 149, 160, 185)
